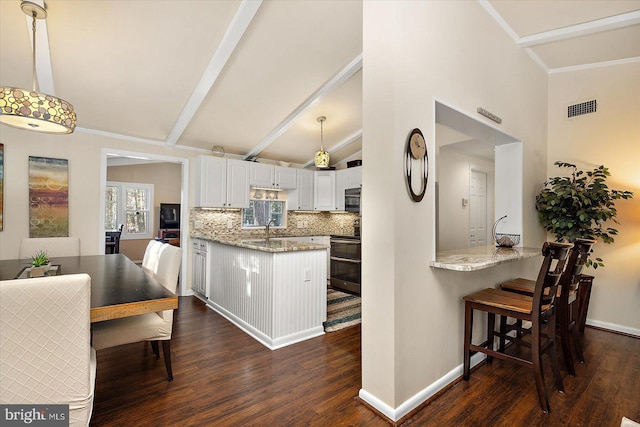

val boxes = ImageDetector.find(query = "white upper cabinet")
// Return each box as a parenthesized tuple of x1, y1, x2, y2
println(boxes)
(249, 162, 274, 187)
(288, 169, 314, 210)
(274, 166, 297, 189)
(226, 159, 251, 208)
(249, 163, 297, 190)
(314, 170, 336, 211)
(336, 166, 362, 210)
(194, 156, 226, 208)
(194, 156, 250, 208)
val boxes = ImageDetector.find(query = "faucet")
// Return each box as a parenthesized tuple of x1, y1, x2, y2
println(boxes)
(265, 218, 276, 241)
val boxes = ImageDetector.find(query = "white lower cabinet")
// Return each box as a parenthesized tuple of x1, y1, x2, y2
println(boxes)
(191, 239, 208, 298)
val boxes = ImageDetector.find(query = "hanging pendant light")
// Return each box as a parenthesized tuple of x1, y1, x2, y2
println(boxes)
(0, 1, 76, 134)
(314, 116, 329, 168)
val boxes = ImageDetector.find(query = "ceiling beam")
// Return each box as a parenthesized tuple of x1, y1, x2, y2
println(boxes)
(303, 129, 362, 168)
(518, 10, 640, 48)
(165, 0, 263, 147)
(476, 0, 548, 73)
(244, 53, 363, 160)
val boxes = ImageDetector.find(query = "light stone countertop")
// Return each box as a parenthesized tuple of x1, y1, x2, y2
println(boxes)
(190, 233, 329, 253)
(430, 245, 541, 271)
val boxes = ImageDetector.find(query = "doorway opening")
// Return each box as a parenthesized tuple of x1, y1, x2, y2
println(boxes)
(100, 148, 190, 295)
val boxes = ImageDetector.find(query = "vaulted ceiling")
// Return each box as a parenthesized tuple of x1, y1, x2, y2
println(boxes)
(1, 1, 638, 167)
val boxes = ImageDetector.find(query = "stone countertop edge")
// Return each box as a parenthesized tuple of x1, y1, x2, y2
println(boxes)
(430, 246, 541, 271)
(190, 233, 329, 253)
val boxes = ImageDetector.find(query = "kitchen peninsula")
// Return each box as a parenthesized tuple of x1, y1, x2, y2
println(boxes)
(193, 235, 329, 350)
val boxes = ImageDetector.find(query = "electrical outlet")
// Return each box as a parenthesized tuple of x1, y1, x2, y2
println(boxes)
(227, 220, 233, 229)
(297, 221, 303, 228)
(194, 220, 203, 229)
(304, 269, 311, 282)
(304, 220, 309, 227)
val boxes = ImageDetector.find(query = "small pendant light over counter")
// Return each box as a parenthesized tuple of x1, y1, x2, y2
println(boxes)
(314, 116, 330, 168)
(0, 1, 76, 134)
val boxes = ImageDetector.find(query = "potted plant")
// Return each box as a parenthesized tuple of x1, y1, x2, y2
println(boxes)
(30, 250, 50, 277)
(535, 161, 633, 268)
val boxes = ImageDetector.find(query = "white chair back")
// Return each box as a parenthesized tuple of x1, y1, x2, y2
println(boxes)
(0, 274, 96, 427)
(155, 244, 182, 323)
(155, 244, 183, 293)
(19, 237, 81, 259)
(141, 240, 163, 274)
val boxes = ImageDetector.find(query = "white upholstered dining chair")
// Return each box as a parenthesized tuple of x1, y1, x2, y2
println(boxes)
(92, 243, 182, 381)
(141, 239, 163, 274)
(19, 237, 81, 259)
(0, 274, 96, 427)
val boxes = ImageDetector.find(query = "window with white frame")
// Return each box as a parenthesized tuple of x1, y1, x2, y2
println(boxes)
(105, 181, 154, 239)
(242, 189, 286, 228)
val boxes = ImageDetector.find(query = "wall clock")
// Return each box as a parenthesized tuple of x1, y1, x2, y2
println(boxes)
(404, 128, 428, 202)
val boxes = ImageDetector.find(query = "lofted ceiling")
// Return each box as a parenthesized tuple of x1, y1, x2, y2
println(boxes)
(1, 0, 638, 167)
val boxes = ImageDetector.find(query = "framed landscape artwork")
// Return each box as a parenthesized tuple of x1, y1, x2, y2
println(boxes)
(28, 156, 69, 237)
(0, 144, 3, 231)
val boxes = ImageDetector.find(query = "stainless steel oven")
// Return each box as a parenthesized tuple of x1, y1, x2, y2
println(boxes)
(330, 235, 361, 295)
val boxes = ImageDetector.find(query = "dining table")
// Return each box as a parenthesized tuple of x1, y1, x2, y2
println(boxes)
(0, 253, 178, 323)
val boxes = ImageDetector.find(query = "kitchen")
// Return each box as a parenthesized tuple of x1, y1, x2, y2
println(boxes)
(189, 158, 362, 349)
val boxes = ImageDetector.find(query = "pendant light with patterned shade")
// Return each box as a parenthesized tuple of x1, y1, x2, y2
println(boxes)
(314, 116, 329, 168)
(0, 1, 76, 134)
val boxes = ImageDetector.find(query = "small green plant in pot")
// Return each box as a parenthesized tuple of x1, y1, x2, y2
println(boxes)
(535, 161, 633, 268)
(30, 250, 50, 277)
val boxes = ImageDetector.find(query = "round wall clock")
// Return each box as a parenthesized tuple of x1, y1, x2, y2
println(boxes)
(404, 128, 428, 202)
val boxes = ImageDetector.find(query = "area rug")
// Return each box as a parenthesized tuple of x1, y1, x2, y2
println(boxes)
(324, 289, 361, 332)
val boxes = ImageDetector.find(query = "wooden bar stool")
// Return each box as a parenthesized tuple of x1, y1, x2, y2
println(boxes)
(499, 238, 596, 376)
(463, 241, 572, 413)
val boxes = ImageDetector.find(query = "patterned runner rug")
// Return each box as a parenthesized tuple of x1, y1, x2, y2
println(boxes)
(323, 289, 361, 332)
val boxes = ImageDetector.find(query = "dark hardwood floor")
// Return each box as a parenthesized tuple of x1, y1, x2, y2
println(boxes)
(91, 297, 640, 426)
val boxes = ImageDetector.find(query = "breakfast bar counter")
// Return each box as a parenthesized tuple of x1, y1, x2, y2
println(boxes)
(430, 245, 541, 272)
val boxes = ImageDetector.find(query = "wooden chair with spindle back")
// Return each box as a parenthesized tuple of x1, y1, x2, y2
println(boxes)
(499, 238, 596, 376)
(463, 241, 572, 413)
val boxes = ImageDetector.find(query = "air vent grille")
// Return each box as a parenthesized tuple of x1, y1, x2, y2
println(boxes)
(568, 100, 597, 118)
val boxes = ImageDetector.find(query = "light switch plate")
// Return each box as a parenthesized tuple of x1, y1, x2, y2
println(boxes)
(227, 220, 233, 229)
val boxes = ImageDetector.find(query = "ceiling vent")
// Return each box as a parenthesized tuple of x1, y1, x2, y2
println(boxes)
(567, 99, 597, 118)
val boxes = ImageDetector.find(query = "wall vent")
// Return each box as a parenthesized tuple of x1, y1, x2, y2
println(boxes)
(568, 100, 597, 118)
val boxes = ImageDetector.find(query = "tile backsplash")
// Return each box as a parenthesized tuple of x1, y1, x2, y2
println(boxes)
(190, 208, 359, 239)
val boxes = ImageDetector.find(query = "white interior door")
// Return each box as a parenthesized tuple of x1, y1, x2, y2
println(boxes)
(469, 170, 487, 247)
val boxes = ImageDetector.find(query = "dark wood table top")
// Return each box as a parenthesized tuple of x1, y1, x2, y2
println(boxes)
(0, 254, 178, 323)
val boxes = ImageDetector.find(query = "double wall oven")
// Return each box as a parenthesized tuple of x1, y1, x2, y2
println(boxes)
(330, 235, 361, 295)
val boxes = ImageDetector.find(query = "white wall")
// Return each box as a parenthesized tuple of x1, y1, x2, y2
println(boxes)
(437, 148, 495, 251)
(362, 1, 549, 420)
(547, 61, 640, 335)
(0, 126, 197, 261)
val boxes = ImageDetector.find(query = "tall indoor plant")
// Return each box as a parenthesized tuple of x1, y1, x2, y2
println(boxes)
(535, 161, 633, 268)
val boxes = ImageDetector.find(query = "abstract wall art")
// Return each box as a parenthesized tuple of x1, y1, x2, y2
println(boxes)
(28, 156, 69, 237)
(0, 144, 3, 231)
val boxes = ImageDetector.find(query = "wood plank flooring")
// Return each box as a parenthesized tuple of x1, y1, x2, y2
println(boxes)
(91, 297, 640, 426)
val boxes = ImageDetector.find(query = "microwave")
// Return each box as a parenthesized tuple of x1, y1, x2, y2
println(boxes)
(345, 187, 361, 213)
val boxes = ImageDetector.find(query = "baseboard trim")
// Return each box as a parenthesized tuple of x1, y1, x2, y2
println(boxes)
(586, 319, 640, 337)
(206, 300, 325, 350)
(358, 352, 486, 423)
